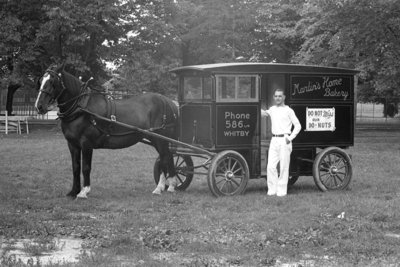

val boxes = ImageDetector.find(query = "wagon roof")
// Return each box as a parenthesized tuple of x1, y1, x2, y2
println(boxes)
(170, 62, 359, 75)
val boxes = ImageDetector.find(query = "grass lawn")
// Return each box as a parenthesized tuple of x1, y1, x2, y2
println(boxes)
(0, 129, 400, 266)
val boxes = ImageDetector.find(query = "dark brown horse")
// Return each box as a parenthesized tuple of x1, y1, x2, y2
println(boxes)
(35, 64, 179, 198)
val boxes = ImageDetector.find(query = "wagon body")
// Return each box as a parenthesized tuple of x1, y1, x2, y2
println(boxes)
(166, 63, 357, 195)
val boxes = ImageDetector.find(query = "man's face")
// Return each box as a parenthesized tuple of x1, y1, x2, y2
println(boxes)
(274, 90, 285, 105)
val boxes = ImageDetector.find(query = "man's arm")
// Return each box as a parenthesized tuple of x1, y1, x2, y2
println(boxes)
(287, 109, 301, 142)
(261, 108, 269, 117)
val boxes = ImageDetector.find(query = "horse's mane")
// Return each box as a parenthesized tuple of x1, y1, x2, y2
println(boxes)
(61, 70, 83, 95)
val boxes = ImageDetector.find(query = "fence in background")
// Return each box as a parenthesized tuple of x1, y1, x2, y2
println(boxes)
(356, 102, 400, 125)
(3, 99, 400, 127)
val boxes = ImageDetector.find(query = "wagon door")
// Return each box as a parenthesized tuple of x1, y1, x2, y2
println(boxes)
(179, 76, 213, 148)
(214, 74, 260, 177)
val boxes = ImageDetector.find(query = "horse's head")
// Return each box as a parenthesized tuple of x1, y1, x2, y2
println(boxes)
(35, 64, 66, 114)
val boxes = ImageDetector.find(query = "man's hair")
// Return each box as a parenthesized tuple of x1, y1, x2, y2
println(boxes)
(274, 88, 285, 95)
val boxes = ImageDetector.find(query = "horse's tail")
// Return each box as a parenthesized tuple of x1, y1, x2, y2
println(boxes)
(172, 100, 180, 140)
(157, 94, 180, 140)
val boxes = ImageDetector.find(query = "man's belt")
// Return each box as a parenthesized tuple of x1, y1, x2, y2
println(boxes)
(272, 134, 289, 137)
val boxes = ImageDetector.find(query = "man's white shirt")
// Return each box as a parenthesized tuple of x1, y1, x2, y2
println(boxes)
(261, 105, 301, 141)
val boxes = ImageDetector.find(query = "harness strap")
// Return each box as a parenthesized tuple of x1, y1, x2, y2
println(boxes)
(105, 95, 117, 122)
(148, 94, 178, 132)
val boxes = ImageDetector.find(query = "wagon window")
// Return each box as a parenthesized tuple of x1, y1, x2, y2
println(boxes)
(203, 77, 212, 99)
(184, 77, 202, 100)
(183, 77, 212, 101)
(216, 75, 259, 102)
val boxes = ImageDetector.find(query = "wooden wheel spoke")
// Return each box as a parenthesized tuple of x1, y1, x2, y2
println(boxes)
(175, 174, 184, 184)
(221, 160, 229, 172)
(336, 165, 347, 170)
(320, 172, 330, 177)
(215, 173, 224, 179)
(176, 159, 185, 168)
(334, 157, 344, 166)
(217, 164, 226, 174)
(216, 176, 225, 184)
(230, 178, 241, 187)
(230, 160, 239, 171)
(227, 158, 233, 170)
(226, 181, 234, 193)
(321, 173, 331, 182)
(320, 166, 330, 171)
(328, 154, 334, 164)
(323, 156, 331, 165)
(232, 165, 243, 175)
(334, 174, 344, 183)
(218, 180, 228, 193)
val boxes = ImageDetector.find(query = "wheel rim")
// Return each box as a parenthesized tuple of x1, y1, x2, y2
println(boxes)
(174, 155, 191, 187)
(214, 156, 245, 195)
(319, 152, 350, 189)
(153, 155, 193, 191)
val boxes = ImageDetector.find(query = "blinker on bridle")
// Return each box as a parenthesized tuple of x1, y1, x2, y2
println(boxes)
(39, 69, 67, 104)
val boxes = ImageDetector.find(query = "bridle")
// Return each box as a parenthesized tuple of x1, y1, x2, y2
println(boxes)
(38, 67, 101, 120)
(38, 69, 67, 105)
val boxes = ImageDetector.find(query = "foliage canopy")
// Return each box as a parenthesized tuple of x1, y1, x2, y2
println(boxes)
(0, 0, 399, 103)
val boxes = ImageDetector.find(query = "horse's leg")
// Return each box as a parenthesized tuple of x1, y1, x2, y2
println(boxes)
(67, 142, 81, 197)
(152, 142, 168, 195)
(152, 172, 166, 195)
(77, 147, 93, 199)
(152, 154, 166, 195)
(158, 141, 177, 193)
(166, 151, 177, 192)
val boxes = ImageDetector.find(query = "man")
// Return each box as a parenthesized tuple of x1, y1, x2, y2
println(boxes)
(261, 89, 301, 197)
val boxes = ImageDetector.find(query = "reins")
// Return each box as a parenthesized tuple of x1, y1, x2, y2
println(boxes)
(46, 69, 177, 136)
(56, 75, 106, 120)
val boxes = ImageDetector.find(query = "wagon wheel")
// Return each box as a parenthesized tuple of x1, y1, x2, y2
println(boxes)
(153, 155, 194, 191)
(288, 176, 299, 186)
(207, 150, 249, 197)
(313, 147, 352, 191)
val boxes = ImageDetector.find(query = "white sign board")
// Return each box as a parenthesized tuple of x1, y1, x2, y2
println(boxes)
(306, 107, 336, 131)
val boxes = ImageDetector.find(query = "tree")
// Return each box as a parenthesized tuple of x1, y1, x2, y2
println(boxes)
(0, 0, 46, 114)
(0, 0, 137, 113)
(113, 0, 181, 97)
(294, 0, 400, 110)
(252, 0, 305, 63)
(170, 0, 259, 65)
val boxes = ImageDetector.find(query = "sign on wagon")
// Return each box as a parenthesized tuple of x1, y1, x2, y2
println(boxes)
(306, 107, 336, 131)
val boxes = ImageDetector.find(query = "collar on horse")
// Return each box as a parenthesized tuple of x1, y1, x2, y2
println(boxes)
(57, 79, 93, 121)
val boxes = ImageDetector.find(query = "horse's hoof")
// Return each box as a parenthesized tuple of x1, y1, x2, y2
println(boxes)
(152, 188, 162, 195)
(167, 187, 175, 193)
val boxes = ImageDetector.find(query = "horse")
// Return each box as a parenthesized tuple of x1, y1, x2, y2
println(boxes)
(35, 63, 179, 198)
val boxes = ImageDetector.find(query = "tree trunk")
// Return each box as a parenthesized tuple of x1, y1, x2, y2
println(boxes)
(6, 83, 21, 116)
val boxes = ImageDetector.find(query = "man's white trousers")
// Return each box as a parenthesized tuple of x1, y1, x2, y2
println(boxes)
(267, 137, 292, 195)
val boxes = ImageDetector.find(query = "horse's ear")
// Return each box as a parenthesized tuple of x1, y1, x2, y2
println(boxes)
(55, 60, 66, 73)
(61, 61, 66, 71)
